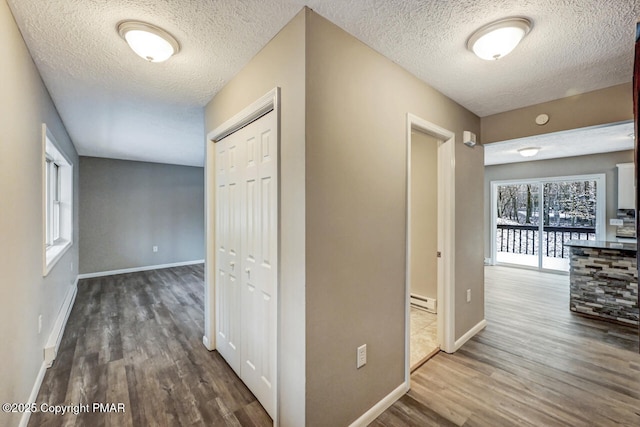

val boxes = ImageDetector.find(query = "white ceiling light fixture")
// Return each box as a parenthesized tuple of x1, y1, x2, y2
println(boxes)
(467, 17, 532, 61)
(118, 21, 180, 62)
(518, 147, 540, 157)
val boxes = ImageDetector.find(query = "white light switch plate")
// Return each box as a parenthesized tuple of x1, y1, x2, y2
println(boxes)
(357, 344, 366, 369)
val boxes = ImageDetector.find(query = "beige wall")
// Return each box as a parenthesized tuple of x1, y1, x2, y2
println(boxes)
(203, 9, 306, 427)
(0, 1, 79, 425)
(484, 150, 635, 259)
(410, 131, 438, 299)
(305, 10, 483, 425)
(205, 7, 484, 426)
(481, 84, 633, 143)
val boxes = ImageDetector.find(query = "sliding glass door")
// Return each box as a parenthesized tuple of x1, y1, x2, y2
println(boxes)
(492, 174, 605, 272)
(495, 183, 540, 268)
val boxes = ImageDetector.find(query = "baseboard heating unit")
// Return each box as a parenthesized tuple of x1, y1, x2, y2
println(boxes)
(410, 294, 436, 313)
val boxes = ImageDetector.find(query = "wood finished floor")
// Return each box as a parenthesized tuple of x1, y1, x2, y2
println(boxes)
(372, 265, 640, 427)
(29, 264, 272, 427)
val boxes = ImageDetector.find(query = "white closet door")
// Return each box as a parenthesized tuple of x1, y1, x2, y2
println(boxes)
(215, 130, 242, 373)
(215, 110, 277, 419)
(240, 111, 277, 417)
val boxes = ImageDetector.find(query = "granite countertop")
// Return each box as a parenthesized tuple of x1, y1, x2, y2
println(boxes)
(565, 239, 637, 252)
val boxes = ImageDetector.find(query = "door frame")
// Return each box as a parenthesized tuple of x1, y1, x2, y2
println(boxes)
(405, 113, 456, 384)
(204, 87, 281, 425)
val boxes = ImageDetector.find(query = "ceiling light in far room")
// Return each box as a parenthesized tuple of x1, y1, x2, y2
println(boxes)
(467, 17, 532, 60)
(518, 147, 540, 157)
(118, 21, 180, 62)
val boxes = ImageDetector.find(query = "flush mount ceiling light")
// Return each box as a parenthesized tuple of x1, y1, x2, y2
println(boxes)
(518, 147, 540, 157)
(117, 21, 180, 62)
(467, 17, 532, 60)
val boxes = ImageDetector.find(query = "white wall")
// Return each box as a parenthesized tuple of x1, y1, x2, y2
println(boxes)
(0, 1, 79, 425)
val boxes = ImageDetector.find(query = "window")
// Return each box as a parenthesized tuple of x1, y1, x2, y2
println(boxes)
(45, 157, 61, 245)
(43, 124, 73, 275)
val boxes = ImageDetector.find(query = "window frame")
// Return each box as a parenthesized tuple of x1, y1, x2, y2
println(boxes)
(43, 124, 73, 276)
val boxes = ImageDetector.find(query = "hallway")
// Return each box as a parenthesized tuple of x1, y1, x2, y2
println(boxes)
(30, 265, 271, 427)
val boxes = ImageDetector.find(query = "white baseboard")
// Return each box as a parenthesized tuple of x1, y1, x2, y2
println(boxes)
(410, 293, 436, 313)
(44, 278, 78, 367)
(202, 335, 214, 351)
(19, 361, 47, 427)
(348, 381, 409, 427)
(454, 319, 487, 352)
(78, 259, 205, 279)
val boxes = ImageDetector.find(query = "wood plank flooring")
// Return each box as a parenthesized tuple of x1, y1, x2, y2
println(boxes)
(372, 266, 640, 427)
(29, 264, 271, 427)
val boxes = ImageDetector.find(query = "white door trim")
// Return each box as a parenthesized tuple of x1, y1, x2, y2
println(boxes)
(204, 87, 280, 426)
(405, 113, 456, 385)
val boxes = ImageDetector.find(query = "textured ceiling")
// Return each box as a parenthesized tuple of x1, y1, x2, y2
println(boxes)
(6, 0, 640, 166)
(484, 121, 635, 166)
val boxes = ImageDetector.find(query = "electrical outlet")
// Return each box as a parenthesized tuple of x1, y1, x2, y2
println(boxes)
(610, 219, 624, 226)
(153, 246, 158, 253)
(357, 344, 367, 369)
(466, 289, 471, 303)
(38, 315, 42, 334)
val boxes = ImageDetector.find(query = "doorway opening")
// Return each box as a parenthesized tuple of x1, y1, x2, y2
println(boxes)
(409, 130, 439, 370)
(405, 114, 455, 383)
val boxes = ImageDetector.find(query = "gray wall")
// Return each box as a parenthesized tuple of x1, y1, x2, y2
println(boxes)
(0, 1, 79, 425)
(484, 150, 635, 259)
(79, 157, 204, 274)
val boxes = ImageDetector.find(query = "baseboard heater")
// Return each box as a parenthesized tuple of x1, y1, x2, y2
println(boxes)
(411, 294, 436, 313)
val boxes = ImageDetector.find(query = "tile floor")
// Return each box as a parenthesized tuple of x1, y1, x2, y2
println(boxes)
(410, 306, 438, 370)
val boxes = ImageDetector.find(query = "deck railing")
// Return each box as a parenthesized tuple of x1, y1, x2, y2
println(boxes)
(496, 224, 596, 258)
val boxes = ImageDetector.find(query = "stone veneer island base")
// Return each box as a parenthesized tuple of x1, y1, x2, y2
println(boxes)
(566, 240, 638, 327)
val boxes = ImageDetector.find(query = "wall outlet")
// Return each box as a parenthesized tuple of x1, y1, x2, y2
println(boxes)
(466, 289, 471, 303)
(38, 315, 42, 334)
(357, 344, 367, 369)
(153, 246, 158, 253)
(610, 218, 624, 226)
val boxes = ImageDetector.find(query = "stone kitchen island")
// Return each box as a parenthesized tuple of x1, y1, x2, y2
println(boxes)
(565, 240, 638, 326)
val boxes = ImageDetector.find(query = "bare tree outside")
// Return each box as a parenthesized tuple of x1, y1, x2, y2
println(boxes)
(496, 180, 597, 270)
